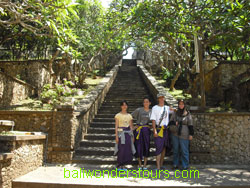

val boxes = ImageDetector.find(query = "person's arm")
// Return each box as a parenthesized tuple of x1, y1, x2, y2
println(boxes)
(131, 108, 139, 119)
(150, 107, 158, 137)
(169, 106, 176, 114)
(129, 115, 134, 131)
(129, 118, 135, 142)
(187, 114, 194, 140)
(115, 116, 119, 144)
(131, 108, 139, 129)
(152, 120, 158, 137)
(169, 112, 176, 126)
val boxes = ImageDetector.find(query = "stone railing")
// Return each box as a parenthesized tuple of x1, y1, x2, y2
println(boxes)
(0, 61, 121, 163)
(0, 134, 46, 188)
(137, 60, 178, 107)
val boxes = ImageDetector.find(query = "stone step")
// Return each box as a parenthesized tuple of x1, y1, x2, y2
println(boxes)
(104, 99, 149, 103)
(75, 147, 157, 156)
(88, 126, 154, 134)
(87, 127, 116, 134)
(97, 110, 134, 114)
(79, 140, 155, 148)
(88, 125, 115, 129)
(72, 61, 158, 167)
(72, 155, 172, 165)
(92, 118, 137, 123)
(84, 133, 116, 140)
(108, 87, 147, 91)
(106, 92, 148, 96)
(105, 97, 148, 100)
(111, 85, 145, 88)
(105, 96, 149, 100)
(101, 102, 144, 106)
(98, 107, 140, 112)
(106, 92, 147, 96)
(78, 140, 209, 154)
(100, 104, 148, 108)
(95, 114, 117, 118)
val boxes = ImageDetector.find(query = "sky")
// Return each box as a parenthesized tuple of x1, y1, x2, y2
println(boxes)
(100, 0, 134, 59)
(100, 0, 112, 8)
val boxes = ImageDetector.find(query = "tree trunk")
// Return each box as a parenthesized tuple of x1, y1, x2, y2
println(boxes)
(169, 62, 182, 91)
(103, 56, 108, 75)
(197, 40, 206, 108)
(49, 50, 59, 86)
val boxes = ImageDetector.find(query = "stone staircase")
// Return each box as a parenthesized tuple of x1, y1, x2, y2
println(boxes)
(73, 60, 173, 165)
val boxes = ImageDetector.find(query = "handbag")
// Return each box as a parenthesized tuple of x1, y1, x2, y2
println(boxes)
(168, 120, 178, 133)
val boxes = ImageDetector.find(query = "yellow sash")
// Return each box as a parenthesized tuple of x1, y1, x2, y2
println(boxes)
(136, 125, 150, 140)
(157, 126, 166, 138)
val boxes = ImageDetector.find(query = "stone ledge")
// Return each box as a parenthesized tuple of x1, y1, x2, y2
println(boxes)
(193, 112, 250, 116)
(0, 152, 13, 161)
(75, 64, 120, 113)
(137, 62, 178, 107)
(0, 120, 15, 126)
(0, 134, 46, 141)
(0, 110, 53, 114)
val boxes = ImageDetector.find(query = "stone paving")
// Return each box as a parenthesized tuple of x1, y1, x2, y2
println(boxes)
(13, 164, 250, 187)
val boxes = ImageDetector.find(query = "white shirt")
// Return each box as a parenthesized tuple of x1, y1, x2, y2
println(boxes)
(150, 105, 174, 127)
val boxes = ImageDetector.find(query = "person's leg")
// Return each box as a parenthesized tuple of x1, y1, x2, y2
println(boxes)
(118, 133, 133, 168)
(171, 134, 180, 167)
(179, 138, 190, 169)
(142, 128, 150, 168)
(156, 154, 161, 169)
(138, 158, 142, 168)
(143, 157, 148, 168)
(154, 130, 164, 170)
(160, 147, 166, 167)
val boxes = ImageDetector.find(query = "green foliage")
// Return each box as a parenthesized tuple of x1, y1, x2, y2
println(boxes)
(0, 0, 79, 60)
(91, 69, 100, 79)
(113, 0, 250, 61)
(219, 101, 233, 111)
(40, 80, 77, 106)
(161, 67, 173, 80)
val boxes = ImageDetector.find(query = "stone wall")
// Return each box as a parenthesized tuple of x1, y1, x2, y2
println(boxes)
(190, 113, 250, 165)
(0, 61, 121, 164)
(137, 60, 250, 165)
(0, 72, 35, 107)
(0, 135, 46, 188)
(0, 60, 50, 106)
(0, 60, 51, 90)
(204, 62, 250, 102)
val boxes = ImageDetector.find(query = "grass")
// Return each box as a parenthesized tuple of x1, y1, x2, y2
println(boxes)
(85, 76, 103, 85)
(153, 75, 191, 101)
(166, 88, 192, 100)
(0, 76, 103, 111)
(151, 71, 241, 112)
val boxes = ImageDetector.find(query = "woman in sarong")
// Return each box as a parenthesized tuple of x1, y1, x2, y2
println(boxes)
(114, 100, 136, 170)
(132, 97, 152, 170)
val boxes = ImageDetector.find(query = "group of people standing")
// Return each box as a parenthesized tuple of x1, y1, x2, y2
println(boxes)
(114, 93, 194, 171)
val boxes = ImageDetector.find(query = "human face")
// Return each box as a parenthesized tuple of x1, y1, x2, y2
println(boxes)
(178, 101, 185, 110)
(143, 98, 151, 108)
(158, 96, 165, 105)
(121, 102, 128, 111)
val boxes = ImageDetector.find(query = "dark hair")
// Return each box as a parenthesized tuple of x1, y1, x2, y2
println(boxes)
(120, 100, 128, 107)
(143, 97, 151, 102)
(176, 99, 189, 116)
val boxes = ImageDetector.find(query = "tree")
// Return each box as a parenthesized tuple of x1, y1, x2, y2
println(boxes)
(111, 0, 250, 107)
